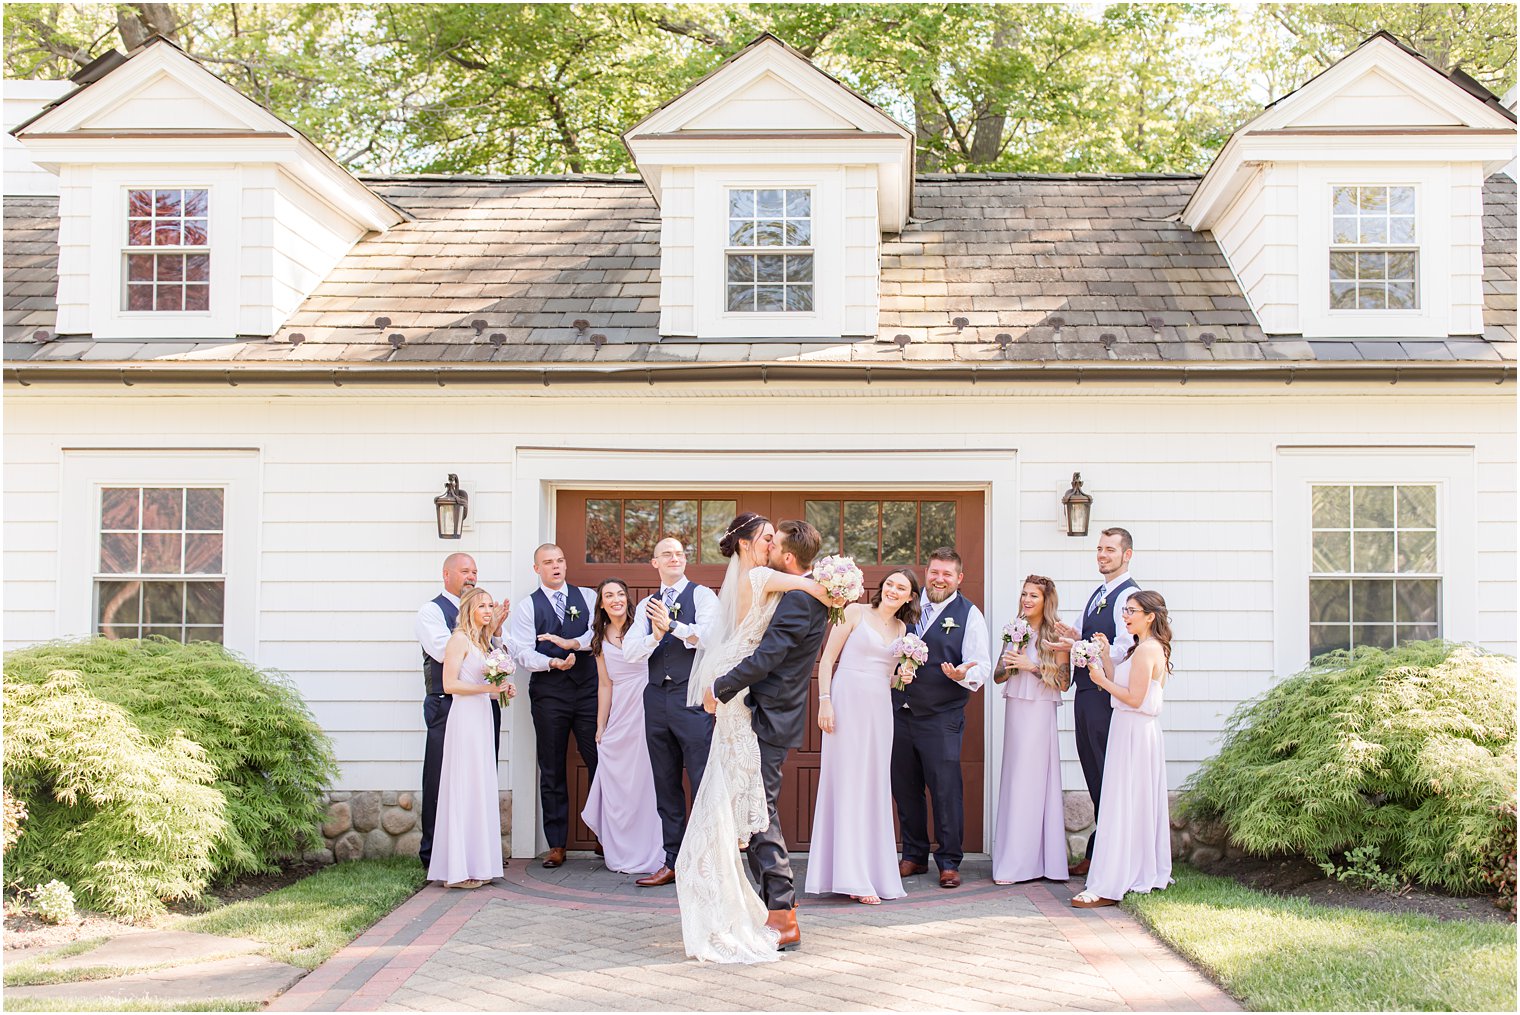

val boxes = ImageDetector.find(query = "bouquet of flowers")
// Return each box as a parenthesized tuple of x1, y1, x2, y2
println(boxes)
(484, 647, 517, 706)
(813, 554, 865, 624)
(1002, 617, 1033, 652)
(889, 633, 929, 691)
(1069, 639, 1100, 671)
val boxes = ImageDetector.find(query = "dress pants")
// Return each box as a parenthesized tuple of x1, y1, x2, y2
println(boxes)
(1073, 688, 1114, 860)
(890, 706, 966, 871)
(529, 679, 600, 848)
(747, 737, 796, 911)
(643, 682, 715, 869)
(420, 693, 501, 868)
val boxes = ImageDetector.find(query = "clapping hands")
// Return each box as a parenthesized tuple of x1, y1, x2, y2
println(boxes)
(645, 598, 671, 636)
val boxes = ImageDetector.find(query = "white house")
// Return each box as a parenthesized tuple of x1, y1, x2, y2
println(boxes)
(4, 33, 1515, 861)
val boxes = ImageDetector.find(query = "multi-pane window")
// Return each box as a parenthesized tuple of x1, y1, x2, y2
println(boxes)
(95, 486, 225, 642)
(1329, 185, 1417, 310)
(585, 498, 738, 564)
(726, 188, 813, 312)
(1309, 484, 1439, 655)
(805, 500, 956, 565)
(125, 188, 210, 312)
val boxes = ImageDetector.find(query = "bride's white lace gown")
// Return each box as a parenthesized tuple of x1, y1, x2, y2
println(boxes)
(677, 565, 783, 963)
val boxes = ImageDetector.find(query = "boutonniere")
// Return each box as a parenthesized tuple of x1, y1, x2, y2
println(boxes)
(668, 602, 682, 619)
(568, 606, 581, 620)
(940, 616, 959, 633)
(1094, 591, 1109, 614)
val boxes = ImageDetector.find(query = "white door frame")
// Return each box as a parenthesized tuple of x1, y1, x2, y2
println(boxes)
(508, 446, 1019, 860)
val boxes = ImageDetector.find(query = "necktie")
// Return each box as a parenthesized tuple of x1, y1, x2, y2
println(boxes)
(552, 589, 566, 622)
(1087, 585, 1106, 615)
(663, 586, 677, 609)
(917, 603, 935, 637)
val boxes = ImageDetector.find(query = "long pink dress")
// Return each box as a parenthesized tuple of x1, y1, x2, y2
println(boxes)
(427, 644, 504, 885)
(580, 638, 664, 874)
(992, 641, 1069, 882)
(1086, 658, 1173, 900)
(804, 620, 906, 901)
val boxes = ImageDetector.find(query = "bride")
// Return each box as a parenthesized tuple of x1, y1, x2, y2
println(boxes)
(677, 512, 835, 963)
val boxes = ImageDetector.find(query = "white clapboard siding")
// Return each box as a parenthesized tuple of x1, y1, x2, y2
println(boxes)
(3, 381, 1513, 796)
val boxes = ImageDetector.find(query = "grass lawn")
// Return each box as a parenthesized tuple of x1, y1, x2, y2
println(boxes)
(1124, 866, 1517, 1011)
(173, 856, 425, 968)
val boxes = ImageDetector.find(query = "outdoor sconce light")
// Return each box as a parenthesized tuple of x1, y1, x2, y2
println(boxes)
(1062, 472, 1092, 538)
(434, 474, 469, 539)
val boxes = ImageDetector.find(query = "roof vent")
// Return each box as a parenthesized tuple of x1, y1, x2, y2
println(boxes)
(893, 333, 911, 349)
(288, 333, 306, 346)
(1199, 331, 1217, 349)
(32, 330, 52, 344)
(388, 333, 406, 349)
(374, 316, 391, 329)
(471, 319, 488, 334)
(590, 333, 608, 348)
(489, 333, 507, 348)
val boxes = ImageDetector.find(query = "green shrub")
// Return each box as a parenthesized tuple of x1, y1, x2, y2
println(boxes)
(3, 669, 227, 918)
(5, 638, 338, 885)
(1184, 641, 1516, 897)
(30, 880, 77, 925)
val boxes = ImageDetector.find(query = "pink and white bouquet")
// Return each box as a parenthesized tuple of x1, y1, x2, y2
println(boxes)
(889, 633, 929, 691)
(484, 646, 517, 706)
(1002, 617, 1033, 651)
(1069, 639, 1101, 671)
(813, 554, 865, 624)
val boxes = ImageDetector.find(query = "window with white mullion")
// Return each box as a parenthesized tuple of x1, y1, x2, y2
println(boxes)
(725, 187, 814, 313)
(1308, 483, 1440, 656)
(1329, 184, 1418, 311)
(123, 188, 211, 312)
(95, 485, 226, 643)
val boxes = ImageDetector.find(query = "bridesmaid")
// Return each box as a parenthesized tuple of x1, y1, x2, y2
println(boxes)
(991, 575, 1070, 884)
(429, 586, 515, 889)
(580, 579, 665, 875)
(805, 569, 920, 905)
(1072, 590, 1175, 908)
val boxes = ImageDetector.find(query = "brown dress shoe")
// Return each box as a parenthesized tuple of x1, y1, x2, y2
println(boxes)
(1069, 858, 1091, 876)
(898, 860, 929, 877)
(636, 866, 675, 887)
(765, 907, 801, 951)
(938, 869, 962, 889)
(594, 841, 604, 857)
(542, 847, 566, 868)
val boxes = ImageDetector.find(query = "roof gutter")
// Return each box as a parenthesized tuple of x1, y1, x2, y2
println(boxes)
(7, 359, 1513, 388)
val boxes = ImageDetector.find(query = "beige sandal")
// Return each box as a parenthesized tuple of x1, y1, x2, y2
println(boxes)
(446, 879, 486, 890)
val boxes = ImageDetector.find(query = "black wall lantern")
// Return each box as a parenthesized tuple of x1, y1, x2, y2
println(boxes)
(434, 474, 469, 539)
(1061, 472, 1092, 538)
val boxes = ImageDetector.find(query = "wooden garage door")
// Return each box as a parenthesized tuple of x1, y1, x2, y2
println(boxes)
(556, 489, 986, 852)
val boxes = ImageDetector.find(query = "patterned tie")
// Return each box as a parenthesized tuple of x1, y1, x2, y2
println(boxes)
(917, 602, 935, 637)
(663, 586, 677, 609)
(552, 589, 566, 622)
(1086, 585, 1106, 616)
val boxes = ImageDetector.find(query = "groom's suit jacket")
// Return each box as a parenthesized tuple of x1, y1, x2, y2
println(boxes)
(712, 588, 828, 750)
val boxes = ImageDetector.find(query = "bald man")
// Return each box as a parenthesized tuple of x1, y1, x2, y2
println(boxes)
(414, 552, 507, 870)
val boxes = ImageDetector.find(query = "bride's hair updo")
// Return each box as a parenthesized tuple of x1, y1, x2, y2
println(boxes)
(718, 512, 770, 558)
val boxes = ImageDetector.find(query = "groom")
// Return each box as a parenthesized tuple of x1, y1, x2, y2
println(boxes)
(703, 519, 827, 952)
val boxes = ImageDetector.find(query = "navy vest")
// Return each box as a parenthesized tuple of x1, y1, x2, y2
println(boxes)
(893, 592, 974, 716)
(647, 581, 702, 689)
(422, 593, 459, 696)
(531, 585, 596, 693)
(1073, 576, 1139, 693)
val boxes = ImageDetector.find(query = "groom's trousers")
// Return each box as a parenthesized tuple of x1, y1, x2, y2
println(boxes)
(748, 737, 796, 910)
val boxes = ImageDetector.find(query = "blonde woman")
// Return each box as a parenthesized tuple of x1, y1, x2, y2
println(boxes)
(991, 576, 1070, 884)
(428, 586, 516, 889)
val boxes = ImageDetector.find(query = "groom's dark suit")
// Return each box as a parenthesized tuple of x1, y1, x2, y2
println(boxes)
(711, 586, 828, 912)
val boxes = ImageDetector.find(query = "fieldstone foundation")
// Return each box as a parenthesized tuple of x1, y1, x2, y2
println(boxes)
(1061, 790, 1240, 864)
(306, 791, 512, 864)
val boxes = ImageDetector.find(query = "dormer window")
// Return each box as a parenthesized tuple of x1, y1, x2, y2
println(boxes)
(1329, 185, 1418, 311)
(726, 188, 814, 312)
(125, 188, 210, 312)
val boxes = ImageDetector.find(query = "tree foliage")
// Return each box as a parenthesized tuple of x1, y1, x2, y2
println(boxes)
(3, 3, 1514, 174)
(1184, 641, 1517, 898)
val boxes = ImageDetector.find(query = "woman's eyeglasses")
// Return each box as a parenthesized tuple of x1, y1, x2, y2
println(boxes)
(1121, 607, 1143, 616)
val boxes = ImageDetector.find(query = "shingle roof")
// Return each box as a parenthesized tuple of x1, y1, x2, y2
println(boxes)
(6, 174, 1517, 368)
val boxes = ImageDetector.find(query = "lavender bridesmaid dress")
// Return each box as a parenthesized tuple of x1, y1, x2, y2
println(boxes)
(427, 644, 504, 885)
(805, 620, 906, 901)
(992, 642, 1069, 882)
(581, 638, 664, 874)
(1085, 658, 1173, 900)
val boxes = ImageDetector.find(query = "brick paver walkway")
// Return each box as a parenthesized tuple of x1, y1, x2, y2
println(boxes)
(270, 857, 1237, 1012)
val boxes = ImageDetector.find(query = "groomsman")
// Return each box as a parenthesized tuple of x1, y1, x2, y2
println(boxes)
(1064, 528, 1140, 876)
(508, 543, 599, 868)
(890, 547, 991, 889)
(413, 552, 507, 870)
(622, 537, 720, 887)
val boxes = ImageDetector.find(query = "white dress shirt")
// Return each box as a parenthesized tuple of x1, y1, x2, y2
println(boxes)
(915, 589, 991, 694)
(508, 583, 596, 672)
(1082, 572, 1139, 671)
(414, 590, 462, 665)
(622, 576, 723, 665)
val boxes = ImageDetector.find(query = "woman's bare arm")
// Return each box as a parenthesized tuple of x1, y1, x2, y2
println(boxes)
(594, 655, 612, 742)
(441, 634, 496, 695)
(762, 569, 836, 606)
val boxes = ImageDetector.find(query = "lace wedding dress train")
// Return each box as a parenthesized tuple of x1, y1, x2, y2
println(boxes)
(677, 565, 783, 963)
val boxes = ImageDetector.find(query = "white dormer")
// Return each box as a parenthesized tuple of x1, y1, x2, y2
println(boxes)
(11, 38, 401, 341)
(1184, 33, 1516, 340)
(624, 35, 914, 340)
